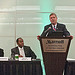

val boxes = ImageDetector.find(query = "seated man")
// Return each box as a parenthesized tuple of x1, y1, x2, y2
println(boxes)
(11, 37, 37, 59)
(0, 48, 4, 57)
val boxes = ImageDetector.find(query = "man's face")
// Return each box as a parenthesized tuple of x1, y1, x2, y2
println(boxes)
(50, 14, 57, 25)
(17, 38, 24, 48)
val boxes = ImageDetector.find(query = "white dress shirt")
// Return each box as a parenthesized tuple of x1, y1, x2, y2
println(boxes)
(18, 46, 25, 57)
(52, 24, 57, 29)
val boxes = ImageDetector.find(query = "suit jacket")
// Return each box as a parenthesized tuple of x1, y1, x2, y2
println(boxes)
(41, 23, 70, 37)
(11, 46, 36, 59)
(0, 48, 4, 57)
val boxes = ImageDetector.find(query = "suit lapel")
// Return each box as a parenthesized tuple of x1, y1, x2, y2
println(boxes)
(56, 23, 63, 32)
(49, 24, 53, 31)
(56, 23, 60, 31)
(16, 47, 20, 55)
(23, 46, 27, 56)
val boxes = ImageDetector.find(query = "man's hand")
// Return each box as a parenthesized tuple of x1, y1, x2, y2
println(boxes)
(68, 35, 73, 39)
(70, 35, 73, 39)
(37, 35, 40, 40)
(19, 55, 23, 57)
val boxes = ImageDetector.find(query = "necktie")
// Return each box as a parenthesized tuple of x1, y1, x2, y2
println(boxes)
(53, 25, 56, 31)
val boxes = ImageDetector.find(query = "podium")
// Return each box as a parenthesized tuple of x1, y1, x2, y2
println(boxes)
(39, 37, 71, 75)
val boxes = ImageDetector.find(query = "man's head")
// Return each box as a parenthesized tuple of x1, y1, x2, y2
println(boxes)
(49, 13, 57, 25)
(16, 38, 24, 48)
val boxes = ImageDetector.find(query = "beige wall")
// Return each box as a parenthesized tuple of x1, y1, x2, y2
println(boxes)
(0, 0, 75, 75)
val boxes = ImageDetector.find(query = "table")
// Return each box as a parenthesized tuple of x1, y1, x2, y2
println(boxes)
(64, 60, 75, 75)
(0, 59, 43, 75)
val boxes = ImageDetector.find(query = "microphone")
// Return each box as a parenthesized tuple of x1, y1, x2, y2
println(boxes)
(45, 27, 51, 33)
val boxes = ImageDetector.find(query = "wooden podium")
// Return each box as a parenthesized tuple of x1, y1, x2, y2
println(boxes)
(40, 37, 71, 75)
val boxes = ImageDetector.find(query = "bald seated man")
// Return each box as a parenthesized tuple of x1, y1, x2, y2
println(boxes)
(11, 37, 37, 59)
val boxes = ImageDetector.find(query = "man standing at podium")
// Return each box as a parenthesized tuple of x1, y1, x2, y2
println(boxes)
(37, 13, 72, 75)
(11, 37, 37, 59)
(40, 13, 70, 37)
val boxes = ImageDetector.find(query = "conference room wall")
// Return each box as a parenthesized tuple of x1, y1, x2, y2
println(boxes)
(0, 0, 75, 75)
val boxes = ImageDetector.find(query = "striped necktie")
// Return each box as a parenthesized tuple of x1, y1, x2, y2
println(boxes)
(53, 25, 56, 31)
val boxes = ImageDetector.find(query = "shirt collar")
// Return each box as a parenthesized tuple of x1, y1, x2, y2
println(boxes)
(18, 46, 23, 50)
(52, 23, 57, 29)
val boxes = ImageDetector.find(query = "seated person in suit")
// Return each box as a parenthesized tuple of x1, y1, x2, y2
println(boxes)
(11, 37, 37, 59)
(37, 13, 73, 39)
(0, 48, 4, 57)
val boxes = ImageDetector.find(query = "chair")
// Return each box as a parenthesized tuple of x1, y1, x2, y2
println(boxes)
(0, 48, 4, 57)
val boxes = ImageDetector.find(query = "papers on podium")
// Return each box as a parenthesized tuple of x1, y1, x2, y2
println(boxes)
(19, 57, 31, 61)
(0, 57, 8, 61)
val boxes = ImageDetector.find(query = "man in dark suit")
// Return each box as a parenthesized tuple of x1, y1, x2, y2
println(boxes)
(41, 13, 70, 37)
(0, 48, 4, 57)
(11, 38, 37, 59)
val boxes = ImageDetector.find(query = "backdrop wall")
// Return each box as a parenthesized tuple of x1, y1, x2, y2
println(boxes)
(0, 0, 75, 75)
